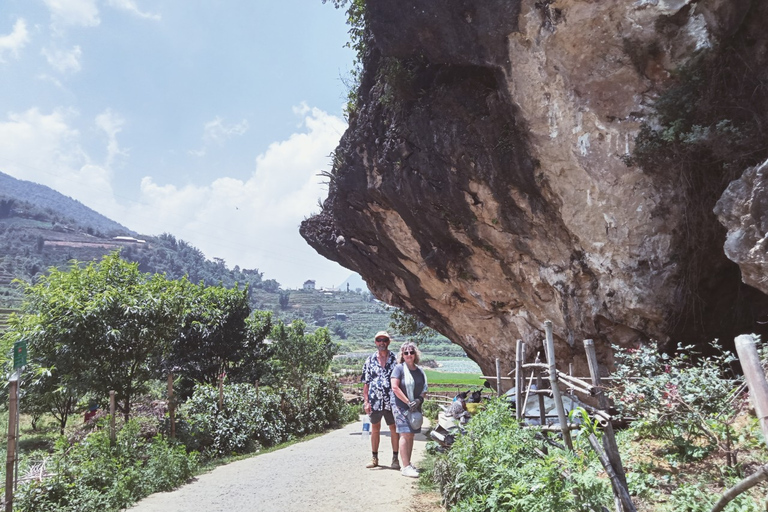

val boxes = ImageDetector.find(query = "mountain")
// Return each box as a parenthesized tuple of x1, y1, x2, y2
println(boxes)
(0, 171, 133, 236)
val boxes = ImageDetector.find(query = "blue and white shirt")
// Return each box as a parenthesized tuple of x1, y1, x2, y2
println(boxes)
(361, 351, 398, 411)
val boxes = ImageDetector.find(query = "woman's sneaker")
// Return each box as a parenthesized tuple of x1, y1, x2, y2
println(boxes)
(401, 465, 419, 478)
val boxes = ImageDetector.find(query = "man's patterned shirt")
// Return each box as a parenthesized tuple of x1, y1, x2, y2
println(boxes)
(361, 351, 397, 411)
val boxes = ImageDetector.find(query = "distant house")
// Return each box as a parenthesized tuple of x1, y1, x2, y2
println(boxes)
(303, 280, 316, 291)
(335, 313, 347, 321)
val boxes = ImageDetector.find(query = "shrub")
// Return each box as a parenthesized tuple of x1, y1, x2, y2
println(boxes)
(15, 420, 197, 512)
(607, 340, 745, 463)
(177, 378, 353, 458)
(424, 400, 611, 511)
(177, 383, 287, 458)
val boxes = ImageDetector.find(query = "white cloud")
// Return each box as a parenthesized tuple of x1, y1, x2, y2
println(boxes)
(129, 106, 348, 287)
(44, 0, 100, 28)
(0, 107, 115, 215)
(0, 19, 31, 62)
(41, 45, 83, 73)
(190, 117, 249, 157)
(107, 0, 161, 21)
(95, 109, 127, 167)
(0, 105, 350, 288)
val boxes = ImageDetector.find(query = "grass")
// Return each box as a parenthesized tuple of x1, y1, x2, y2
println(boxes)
(423, 369, 485, 386)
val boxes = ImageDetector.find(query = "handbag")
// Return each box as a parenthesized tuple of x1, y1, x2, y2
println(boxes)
(406, 410, 423, 430)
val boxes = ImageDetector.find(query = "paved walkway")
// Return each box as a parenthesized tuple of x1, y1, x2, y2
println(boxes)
(126, 420, 429, 512)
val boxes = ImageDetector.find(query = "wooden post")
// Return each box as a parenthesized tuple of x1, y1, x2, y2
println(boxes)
(568, 363, 575, 394)
(109, 390, 116, 445)
(734, 334, 768, 444)
(5, 373, 19, 512)
(495, 357, 503, 397)
(218, 373, 224, 411)
(535, 352, 546, 426)
(584, 338, 629, 511)
(589, 434, 637, 512)
(515, 341, 523, 420)
(167, 373, 175, 439)
(545, 321, 573, 450)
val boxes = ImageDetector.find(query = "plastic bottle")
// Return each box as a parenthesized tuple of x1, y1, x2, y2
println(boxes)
(361, 414, 371, 439)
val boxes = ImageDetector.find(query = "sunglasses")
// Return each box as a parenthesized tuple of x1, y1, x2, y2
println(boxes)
(402, 350, 416, 355)
(375, 338, 389, 343)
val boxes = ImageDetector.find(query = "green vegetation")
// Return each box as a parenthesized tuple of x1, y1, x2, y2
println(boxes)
(420, 340, 768, 511)
(0, 252, 356, 511)
(423, 369, 485, 387)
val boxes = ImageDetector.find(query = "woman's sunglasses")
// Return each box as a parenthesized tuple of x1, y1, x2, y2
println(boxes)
(402, 350, 416, 355)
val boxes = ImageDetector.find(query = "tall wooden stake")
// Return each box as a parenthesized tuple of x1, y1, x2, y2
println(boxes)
(515, 341, 523, 420)
(584, 338, 629, 511)
(167, 373, 175, 439)
(218, 373, 224, 411)
(5, 373, 19, 512)
(734, 334, 768, 444)
(545, 321, 573, 450)
(109, 390, 116, 445)
(495, 357, 502, 397)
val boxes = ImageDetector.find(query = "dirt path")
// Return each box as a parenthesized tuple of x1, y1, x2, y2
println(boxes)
(127, 420, 433, 512)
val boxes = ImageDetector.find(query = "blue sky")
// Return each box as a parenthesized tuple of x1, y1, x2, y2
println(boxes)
(0, 0, 358, 289)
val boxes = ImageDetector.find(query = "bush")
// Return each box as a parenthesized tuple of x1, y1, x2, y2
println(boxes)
(424, 400, 611, 511)
(177, 383, 287, 458)
(15, 420, 197, 512)
(606, 340, 745, 462)
(177, 377, 353, 458)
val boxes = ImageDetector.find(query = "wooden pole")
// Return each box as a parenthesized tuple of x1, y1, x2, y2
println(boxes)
(515, 341, 523, 420)
(710, 464, 768, 512)
(218, 373, 224, 411)
(495, 357, 502, 397)
(535, 353, 546, 426)
(584, 338, 628, 511)
(589, 434, 637, 512)
(109, 390, 116, 445)
(545, 321, 573, 450)
(734, 334, 768, 444)
(167, 373, 175, 439)
(5, 373, 19, 512)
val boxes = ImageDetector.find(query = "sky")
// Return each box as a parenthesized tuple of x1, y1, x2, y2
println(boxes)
(0, 0, 359, 290)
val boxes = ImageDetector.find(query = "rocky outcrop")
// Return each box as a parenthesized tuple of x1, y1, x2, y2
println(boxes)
(302, 0, 768, 380)
(715, 160, 768, 296)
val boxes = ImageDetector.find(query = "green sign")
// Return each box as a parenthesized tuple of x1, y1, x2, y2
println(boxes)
(13, 341, 27, 369)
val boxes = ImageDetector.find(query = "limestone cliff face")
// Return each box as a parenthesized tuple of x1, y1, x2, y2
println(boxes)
(302, 0, 768, 379)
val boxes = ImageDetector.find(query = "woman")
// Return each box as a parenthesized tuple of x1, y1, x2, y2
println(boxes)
(390, 342, 428, 478)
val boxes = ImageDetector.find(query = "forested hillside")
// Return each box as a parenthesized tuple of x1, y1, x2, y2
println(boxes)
(0, 172, 400, 345)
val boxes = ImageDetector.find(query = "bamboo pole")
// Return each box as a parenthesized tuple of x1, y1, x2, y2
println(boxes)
(218, 373, 224, 411)
(515, 341, 523, 420)
(535, 353, 546, 426)
(589, 434, 637, 512)
(167, 373, 175, 439)
(545, 321, 573, 450)
(496, 357, 502, 397)
(5, 373, 18, 512)
(584, 338, 628, 512)
(734, 334, 768, 443)
(710, 464, 768, 512)
(109, 390, 116, 444)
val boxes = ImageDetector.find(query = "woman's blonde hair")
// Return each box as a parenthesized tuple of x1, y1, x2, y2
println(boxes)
(397, 342, 421, 364)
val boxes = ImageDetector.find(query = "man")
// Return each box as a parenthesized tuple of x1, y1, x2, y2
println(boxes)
(360, 330, 400, 469)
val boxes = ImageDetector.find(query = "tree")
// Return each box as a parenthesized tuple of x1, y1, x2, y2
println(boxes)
(163, 281, 253, 387)
(389, 308, 437, 345)
(278, 291, 290, 309)
(12, 252, 184, 421)
(268, 320, 336, 389)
